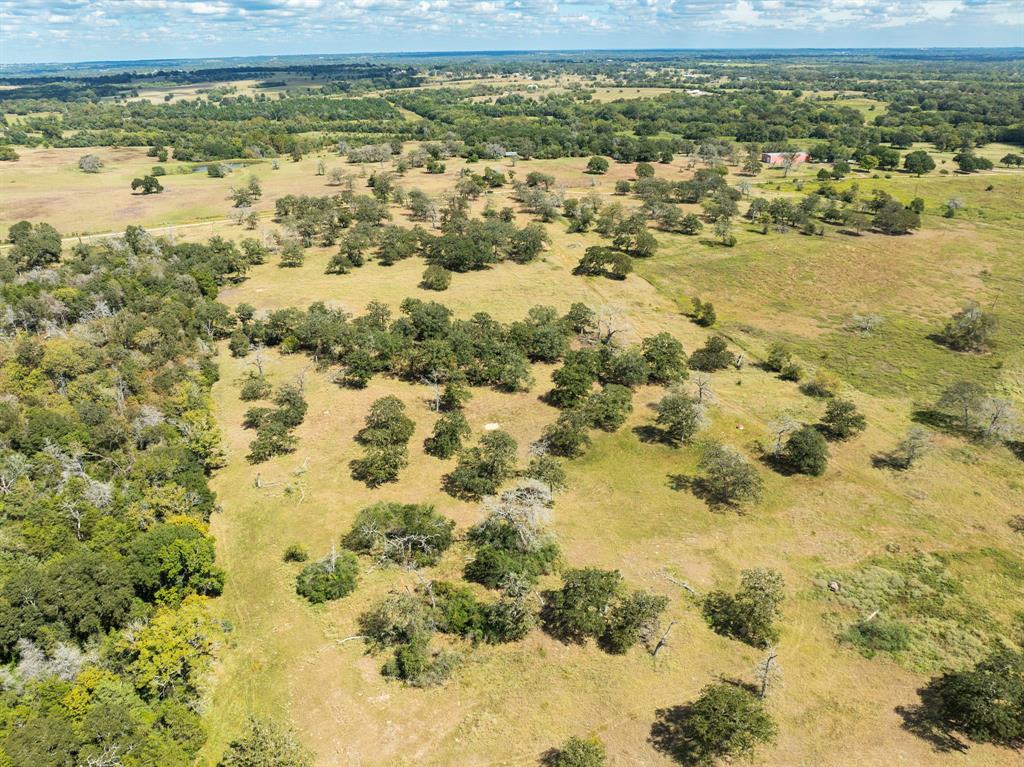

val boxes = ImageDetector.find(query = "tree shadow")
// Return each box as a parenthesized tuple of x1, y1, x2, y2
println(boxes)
(649, 702, 698, 764)
(894, 704, 969, 754)
(760, 452, 797, 477)
(668, 474, 747, 513)
(1005, 440, 1024, 462)
(911, 409, 977, 440)
(633, 424, 665, 444)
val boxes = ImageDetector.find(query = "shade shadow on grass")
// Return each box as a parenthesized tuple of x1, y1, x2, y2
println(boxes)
(894, 703, 970, 754)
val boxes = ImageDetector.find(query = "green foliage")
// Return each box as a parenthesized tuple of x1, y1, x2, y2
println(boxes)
(818, 398, 867, 440)
(585, 156, 609, 174)
(688, 336, 737, 372)
(424, 409, 471, 458)
(541, 409, 593, 458)
(696, 441, 764, 507)
(915, 649, 1024, 748)
(651, 683, 777, 766)
(541, 568, 623, 644)
(582, 384, 633, 432)
(421, 263, 452, 291)
(782, 425, 829, 475)
(218, 718, 312, 767)
(654, 392, 704, 447)
(295, 551, 359, 604)
(342, 502, 455, 567)
(523, 453, 568, 491)
(549, 735, 607, 767)
(444, 430, 518, 499)
(940, 301, 997, 352)
(702, 568, 785, 648)
(641, 333, 688, 384)
(818, 552, 1010, 672)
(282, 544, 309, 563)
(8, 220, 61, 271)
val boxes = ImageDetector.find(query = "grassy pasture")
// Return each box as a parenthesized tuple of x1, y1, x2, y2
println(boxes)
(3, 142, 1021, 764)
(200, 164, 1021, 765)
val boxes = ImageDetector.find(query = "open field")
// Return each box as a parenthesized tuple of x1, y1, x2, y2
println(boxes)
(183, 156, 1023, 765)
(3, 141, 1021, 766)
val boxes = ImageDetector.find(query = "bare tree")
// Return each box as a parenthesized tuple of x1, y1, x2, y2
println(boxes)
(754, 649, 782, 699)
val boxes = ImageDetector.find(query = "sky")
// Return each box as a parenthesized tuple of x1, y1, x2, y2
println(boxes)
(1, 0, 1022, 65)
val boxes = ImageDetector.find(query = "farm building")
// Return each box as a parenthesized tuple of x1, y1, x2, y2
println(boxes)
(762, 151, 810, 166)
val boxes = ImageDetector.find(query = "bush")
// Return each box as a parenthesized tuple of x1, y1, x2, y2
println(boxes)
(818, 398, 866, 440)
(782, 426, 829, 475)
(641, 332, 688, 383)
(295, 551, 359, 603)
(420, 263, 452, 291)
(841, 616, 912, 657)
(217, 717, 312, 767)
(702, 568, 784, 648)
(382, 638, 458, 688)
(582, 384, 633, 432)
(541, 568, 622, 644)
(282, 544, 309, 563)
(696, 441, 763, 507)
(585, 156, 609, 175)
(342, 502, 455, 567)
(940, 301, 997, 352)
(357, 395, 414, 446)
(651, 683, 777, 766)
(688, 336, 736, 372)
(424, 410, 471, 458)
(349, 444, 408, 487)
(444, 430, 518, 499)
(359, 592, 432, 648)
(916, 649, 1024, 748)
(654, 392, 704, 446)
(523, 453, 568, 491)
(599, 590, 669, 654)
(549, 735, 606, 767)
(541, 409, 592, 458)
(801, 368, 841, 398)
(464, 543, 559, 589)
(238, 373, 272, 401)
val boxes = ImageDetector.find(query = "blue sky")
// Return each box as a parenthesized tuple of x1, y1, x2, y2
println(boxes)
(1, 1, 1022, 65)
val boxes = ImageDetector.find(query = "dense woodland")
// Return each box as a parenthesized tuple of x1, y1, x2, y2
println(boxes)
(0, 49, 1022, 767)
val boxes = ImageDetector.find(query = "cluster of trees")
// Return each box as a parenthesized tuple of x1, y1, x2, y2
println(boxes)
(242, 381, 308, 464)
(0, 223, 239, 764)
(350, 396, 415, 487)
(230, 298, 588, 402)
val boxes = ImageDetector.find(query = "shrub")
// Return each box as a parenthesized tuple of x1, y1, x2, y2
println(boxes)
(349, 444, 408, 487)
(541, 568, 622, 644)
(702, 568, 784, 648)
(688, 336, 736, 372)
(654, 392, 704, 446)
(230, 328, 252, 357)
(582, 384, 633, 432)
(801, 368, 841, 398)
(585, 156, 609, 175)
(382, 638, 458, 688)
(599, 590, 669, 654)
(697, 441, 763, 507)
(651, 683, 777, 766)
(359, 593, 431, 648)
(444, 430, 518, 499)
(782, 426, 829, 475)
(916, 649, 1024, 748)
(841, 616, 912, 657)
(357, 395, 414, 447)
(641, 332, 688, 384)
(523, 453, 568, 491)
(295, 551, 359, 603)
(940, 301, 997, 352)
(342, 502, 455, 567)
(818, 398, 866, 440)
(420, 264, 452, 291)
(424, 410, 471, 458)
(217, 717, 312, 767)
(238, 373, 272, 401)
(541, 409, 592, 458)
(282, 544, 309, 563)
(549, 735, 606, 767)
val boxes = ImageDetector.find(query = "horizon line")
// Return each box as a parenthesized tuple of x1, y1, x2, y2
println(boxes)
(4, 45, 1024, 69)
